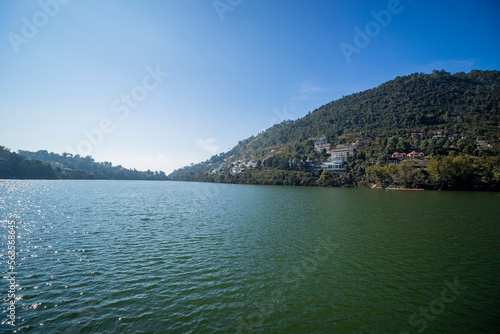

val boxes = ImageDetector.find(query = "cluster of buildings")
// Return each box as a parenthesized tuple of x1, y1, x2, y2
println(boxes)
(48, 161, 81, 177)
(310, 135, 331, 152)
(311, 135, 367, 172)
(230, 159, 259, 174)
(391, 151, 425, 159)
(434, 132, 489, 150)
(208, 131, 490, 176)
(431, 131, 480, 142)
(209, 157, 259, 175)
(320, 147, 350, 172)
(320, 160, 345, 171)
(476, 140, 489, 149)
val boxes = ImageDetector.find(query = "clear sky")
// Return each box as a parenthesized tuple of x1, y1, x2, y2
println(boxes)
(1, 0, 499, 173)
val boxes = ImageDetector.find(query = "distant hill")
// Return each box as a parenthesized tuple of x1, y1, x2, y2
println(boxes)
(0, 147, 169, 180)
(170, 70, 500, 190)
(0, 147, 57, 179)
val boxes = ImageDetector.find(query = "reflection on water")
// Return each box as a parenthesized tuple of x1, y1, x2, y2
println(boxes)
(0, 180, 499, 333)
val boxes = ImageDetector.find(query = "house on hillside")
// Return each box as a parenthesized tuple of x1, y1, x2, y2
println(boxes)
(246, 160, 259, 168)
(330, 148, 353, 160)
(329, 143, 355, 161)
(391, 152, 407, 159)
(305, 158, 321, 172)
(432, 131, 446, 139)
(310, 135, 331, 152)
(231, 166, 244, 174)
(392, 151, 424, 159)
(476, 140, 489, 149)
(321, 160, 344, 171)
(407, 151, 425, 159)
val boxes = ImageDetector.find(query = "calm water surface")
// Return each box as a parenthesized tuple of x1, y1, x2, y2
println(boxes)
(0, 180, 499, 333)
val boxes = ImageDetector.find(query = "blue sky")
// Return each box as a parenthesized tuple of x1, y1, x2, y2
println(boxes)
(1, 0, 499, 173)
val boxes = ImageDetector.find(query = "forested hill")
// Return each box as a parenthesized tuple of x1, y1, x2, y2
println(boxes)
(0, 147, 169, 180)
(170, 70, 500, 190)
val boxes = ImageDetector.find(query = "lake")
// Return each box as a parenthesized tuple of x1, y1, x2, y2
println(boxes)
(1, 180, 499, 333)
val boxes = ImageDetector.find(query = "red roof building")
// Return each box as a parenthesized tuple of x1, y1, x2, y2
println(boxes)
(391, 152, 407, 159)
(407, 151, 425, 159)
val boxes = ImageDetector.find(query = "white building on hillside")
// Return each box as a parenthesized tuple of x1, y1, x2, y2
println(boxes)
(321, 160, 344, 171)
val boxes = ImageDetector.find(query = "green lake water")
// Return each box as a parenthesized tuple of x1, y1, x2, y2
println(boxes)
(0, 180, 499, 333)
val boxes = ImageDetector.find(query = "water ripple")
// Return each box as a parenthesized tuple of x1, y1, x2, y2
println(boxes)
(0, 181, 499, 333)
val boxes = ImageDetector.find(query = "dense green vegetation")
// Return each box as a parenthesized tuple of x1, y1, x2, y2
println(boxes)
(0, 147, 57, 179)
(170, 70, 500, 190)
(0, 147, 168, 180)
